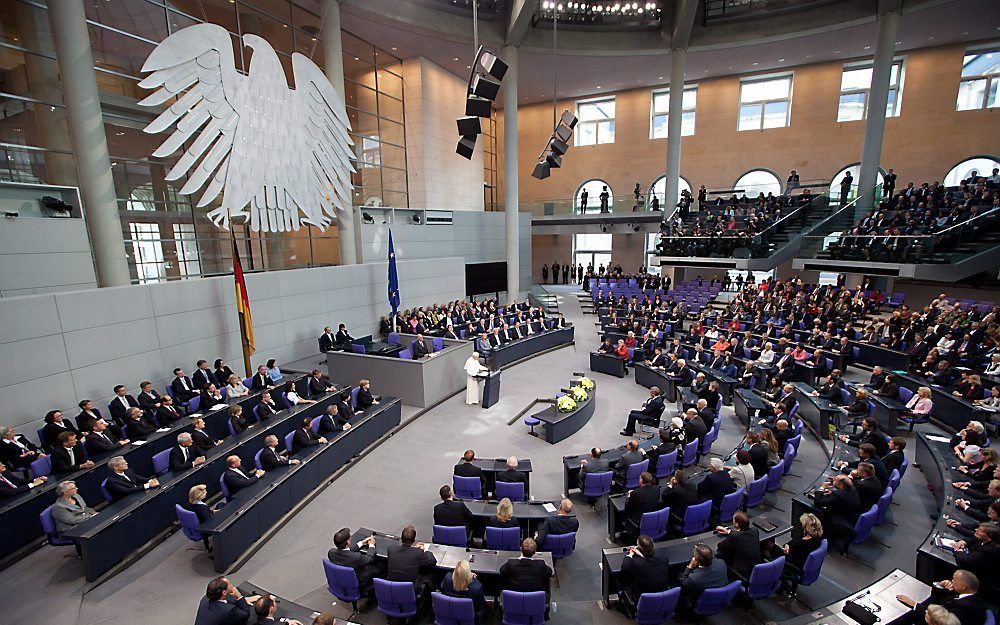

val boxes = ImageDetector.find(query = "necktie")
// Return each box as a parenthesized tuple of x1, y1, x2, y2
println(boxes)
(121, 397, 128, 408)
(181, 378, 189, 390)
(182, 447, 188, 463)
(67, 448, 75, 465)
(99, 432, 109, 444)
(123, 472, 132, 483)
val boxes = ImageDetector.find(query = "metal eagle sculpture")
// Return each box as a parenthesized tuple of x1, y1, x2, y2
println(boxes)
(138, 23, 355, 232)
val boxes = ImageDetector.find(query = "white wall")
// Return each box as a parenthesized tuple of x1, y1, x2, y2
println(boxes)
(402, 57, 485, 211)
(0, 258, 465, 434)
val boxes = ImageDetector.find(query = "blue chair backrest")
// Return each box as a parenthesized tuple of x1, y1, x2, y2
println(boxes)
(746, 475, 768, 508)
(219, 386, 228, 398)
(36, 427, 47, 449)
(983, 610, 996, 625)
(485, 526, 521, 551)
(766, 460, 784, 491)
(852, 504, 879, 544)
(152, 449, 171, 476)
(746, 556, 785, 599)
(542, 531, 576, 559)
(318, 337, 324, 352)
(582, 471, 613, 498)
(374, 578, 417, 619)
(453, 475, 482, 499)
(433, 525, 467, 547)
(324, 560, 361, 603)
(679, 500, 712, 535)
(899, 457, 909, 477)
(825, 358, 833, 372)
(887, 468, 901, 493)
(798, 539, 828, 586)
(284, 431, 295, 453)
(398, 349, 412, 360)
(432, 591, 476, 625)
(351, 386, 360, 410)
(699, 427, 717, 456)
(174, 504, 204, 542)
(30, 455, 51, 479)
(219, 473, 231, 501)
(387, 333, 400, 346)
(351, 343, 365, 354)
(839, 388, 852, 406)
(433, 338, 444, 352)
(100, 478, 114, 504)
(625, 459, 649, 489)
(875, 486, 893, 525)
(898, 386, 914, 403)
(693, 580, 742, 615)
(310, 416, 322, 434)
(639, 506, 671, 541)
(789, 402, 799, 420)
(788, 434, 802, 452)
(254, 448, 265, 471)
(718, 488, 744, 524)
(500, 590, 547, 625)
(496, 480, 525, 502)
(681, 439, 699, 468)
(40, 505, 76, 546)
(635, 587, 681, 625)
(654, 450, 677, 479)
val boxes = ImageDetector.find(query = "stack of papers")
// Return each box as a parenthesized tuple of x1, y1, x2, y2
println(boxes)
(542, 503, 557, 513)
(926, 435, 951, 443)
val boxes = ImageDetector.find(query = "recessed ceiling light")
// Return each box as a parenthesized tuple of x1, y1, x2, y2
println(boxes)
(864, 46, 871, 50)
(962, 31, 968, 35)
(752, 62, 758, 66)
(805, 54, 811, 58)
(596, 85, 602, 89)
(466, 65, 471, 69)
(834, 50, 840, 54)
(453, 57, 459, 61)
(778, 58, 785, 62)
(658, 76, 663, 80)
(354, 56, 359, 60)
(391, 47, 398, 51)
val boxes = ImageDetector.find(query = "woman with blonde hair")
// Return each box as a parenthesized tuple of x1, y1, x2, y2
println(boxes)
(487, 497, 518, 528)
(440, 559, 486, 623)
(229, 404, 249, 435)
(768, 512, 824, 589)
(924, 604, 960, 625)
(760, 428, 780, 466)
(181, 484, 213, 550)
(226, 374, 250, 398)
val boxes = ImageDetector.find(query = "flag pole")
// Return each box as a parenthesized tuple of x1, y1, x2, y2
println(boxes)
(228, 209, 254, 377)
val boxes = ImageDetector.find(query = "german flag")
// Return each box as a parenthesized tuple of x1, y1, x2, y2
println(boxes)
(231, 234, 255, 363)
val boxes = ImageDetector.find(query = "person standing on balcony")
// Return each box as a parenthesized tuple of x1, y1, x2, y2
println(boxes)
(785, 170, 800, 196)
(541, 264, 548, 284)
(580, 188, 589, 212)
(600, 186, 610, 213)
(840, 171, 853, 207)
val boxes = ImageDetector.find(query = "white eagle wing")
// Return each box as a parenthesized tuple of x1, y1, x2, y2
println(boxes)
(290, 53, 355, 231)
(138, 24, 242, 225)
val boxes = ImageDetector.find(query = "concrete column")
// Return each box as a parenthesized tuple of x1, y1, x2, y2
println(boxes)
(47, 0, 131, 286)
(502, 45, 520, 298)
(664, 48, 686, 216)
(857, 8, 899, 207)
(322, 0, 358, 265)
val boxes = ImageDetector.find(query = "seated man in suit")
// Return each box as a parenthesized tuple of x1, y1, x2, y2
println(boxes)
(696, 398, 716, 429)
(51, 432, 94, 473)
(319, 326, 337, 353)
(813, 474, 862, 553)
(615, 439, 646, 482)
(84, 418, 127, 457)
(682, 408, 708, 449)
(500, 538, 553, 598)
(535, 498, 579, 547)
(108, 385, 140, 425)
(254, 391, 280, 422)
(259, 435, 300, 471)
(851, 462, 883, 512)
(678, 544, 729, 609)
(715, 511, 762, 580)
(193, 576, 259, 625)
(155, 395, 185, 426)
(308, 369, 336, 397)
(455, 449, 486, 491)
(316, 404, 351, 437)
(335, 323, 356, 347)
(661, 470, 699, 527)
(328, 527, 378, 596)
(192, 360, 215, 391)
(698, 458, 737, 509)
(882, 437, 907, 476)
(168, 370, 196, 404)
(222, 455, 264, 496)
(622, 472, 662, 540)
(411, 334, 430, 359)
(839, 417, 890, 457)
(433, 484, 474, 541)
(621, 386, 665, 437)
(578, 447, 610, 494)
(0, 425, 44, 470)
(0, 460, 46, 497)
(105, 456, 158, 501)
(896, 569, 987, 625)
(190, 417, 221, 450)
(250, 364, 274, 392)
(387, 525, 438, 598)
(124, 407, 157, 441)
(169, 432, 206, 472)
(496, 456, 528, 490)
(618, 534, 672, 618)
(291, 417, 328, 454)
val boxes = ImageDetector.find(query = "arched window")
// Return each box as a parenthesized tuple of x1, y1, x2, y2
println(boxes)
(575, 179, 613, 213)
(733, 169, 781, 197)
(648, 175, 692, 211)
(944, 156, 1000, 187)
(829, 163, 887, 204)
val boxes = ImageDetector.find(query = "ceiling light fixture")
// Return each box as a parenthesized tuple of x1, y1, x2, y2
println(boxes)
(456, 2, 508, 159)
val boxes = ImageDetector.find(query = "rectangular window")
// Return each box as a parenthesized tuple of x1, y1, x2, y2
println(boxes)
(650, 87, 697, 138)
(172, 223, 199, 277)
(738, 74, 793, 131)
(957, 48, 1000, 111)
(575, 97, 616, 146)
(837, 60, 904, 122)
(645, 233, 659, 271)
(128, 223, 164, 283)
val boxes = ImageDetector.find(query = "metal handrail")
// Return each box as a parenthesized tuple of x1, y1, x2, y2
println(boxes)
(804, 206, 1000, 240)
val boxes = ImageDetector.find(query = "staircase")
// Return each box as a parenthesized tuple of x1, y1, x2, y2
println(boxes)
(528, 285, 560, 315)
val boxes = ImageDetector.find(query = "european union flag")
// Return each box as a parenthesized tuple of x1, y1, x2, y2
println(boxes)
(387, 228, 400, 321)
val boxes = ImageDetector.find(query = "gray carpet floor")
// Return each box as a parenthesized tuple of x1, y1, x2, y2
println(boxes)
(1, 284, 942, 625)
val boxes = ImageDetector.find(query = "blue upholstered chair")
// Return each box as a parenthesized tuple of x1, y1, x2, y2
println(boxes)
(743, 556, 785, 600)
(324, 560, 362, 617)
(432, 525, 467, 547)
(374, 578, 417, 621)
(453, 475, 482, 500)
(485, 526, 521, 551)
(496, 480, 525, 502)
(500, 590, 546, 625)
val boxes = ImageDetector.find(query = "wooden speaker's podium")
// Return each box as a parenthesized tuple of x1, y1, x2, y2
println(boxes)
(481, 370, 501, 409)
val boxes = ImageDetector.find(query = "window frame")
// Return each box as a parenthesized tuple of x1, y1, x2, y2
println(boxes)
(956, 46, 1000, 111)
(650, 85, 697, 139)
(574, 96, 616, 146)
(737, 72, 794, 131)
(836, 58, 906, 122)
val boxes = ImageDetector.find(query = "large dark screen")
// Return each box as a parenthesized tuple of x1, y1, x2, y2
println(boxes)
(465, 261, 507, 295)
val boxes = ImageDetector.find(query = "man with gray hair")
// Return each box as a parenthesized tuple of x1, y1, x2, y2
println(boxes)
(259, 434, 300, 471)
(52, 480, 96, 540)
(897, 569, 986, 625)
(169, 431, 206, 472)
(697, 457, 736, 508)
(0, 425, 44, 471)
(496, 456, 528, 495)
(105, 456, 158, 502)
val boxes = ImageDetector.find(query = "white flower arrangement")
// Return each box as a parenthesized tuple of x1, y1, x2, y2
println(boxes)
(576, 376, 595, 391)
(557, 395, 577, 412)
(570, 386, 589, 402)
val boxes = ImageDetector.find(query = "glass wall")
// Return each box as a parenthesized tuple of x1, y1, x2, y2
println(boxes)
(0, 0, 408, 283)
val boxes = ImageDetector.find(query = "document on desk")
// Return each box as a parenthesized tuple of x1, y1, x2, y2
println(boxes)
(925, 435, 951, 443)
(132, 440, 146, 446)
(542, 503, 557, 513)
(156, 427, 171, 432)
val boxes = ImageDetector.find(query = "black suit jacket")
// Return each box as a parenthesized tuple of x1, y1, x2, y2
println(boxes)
(51, 443, 89, 473)
(387, 543, 437, 587)
(106, 469, 151, 501)
(169, 377, 196, 401)
(193, 595, 253, 625)
(222, 468, 258, 495)
(192, 369, 215, 390)
(697, 470, 736, 507)
(661, 482, 700, 521)
(915, 588, 987, 625)
(75, 409, 104, 432)
(169, 444, 205, 472)
(336, 329, 355, 345)
(0, 470, 31, 498)
(308, 376, 330, 397)
(250, 372, 271, 390)
(412, 340, 430, 358)
(291, 427, 321, 453)
(536, 514, 579, 546)
(108, 395, 139, 424)
(454, 461, 485, 487)
(683, 417, 708, 446)
(328, 544, 378, 590)
(434, 499, 474, 529)
(191, 429, 216, 449)
(748, 443, 770, 479)
(260, 446, 290, 471)
(882, 450, 904, 475)
(85, 429, 119, 457)
(41, 421, 80, 449)
(155, 405, 184, 426)
(254, 401, 279, 422)
(620, 553, 671, 599)
(496, 469, 528, 484)
(500, 557, 552, 594)
(717, 527, 763, 580)
(0, 436, 40, 469)
(356, 389, 376, 411)
(125, 416, 156, 441)
(815, 486, 862, 533)
(319, 332, 336, 352)
(140, 390, 163, 412)
(624, 485, 663, 527)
